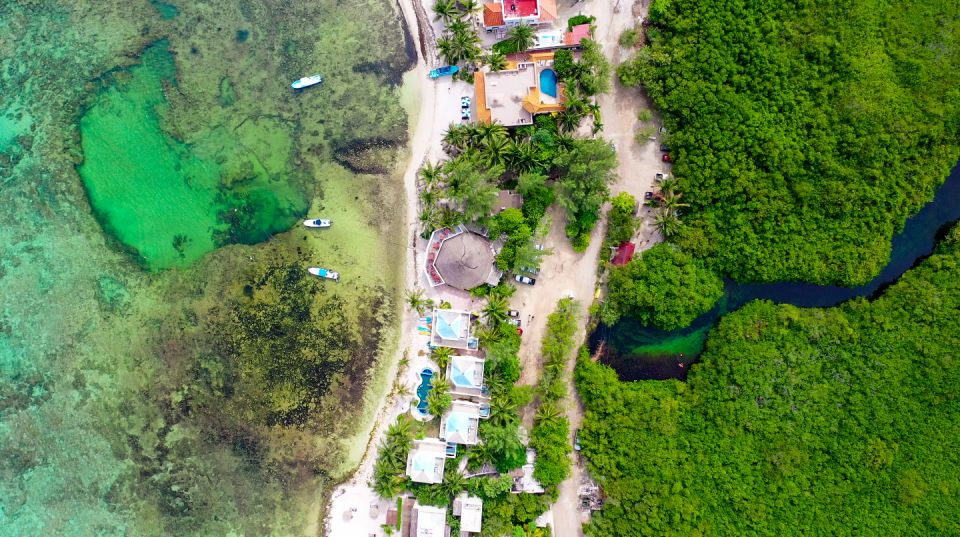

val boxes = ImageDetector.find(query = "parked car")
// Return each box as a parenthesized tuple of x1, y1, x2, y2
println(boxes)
(659, 143, 670, 152)
(655, 172, 669, 183)
(515, 274, 536, 285)
(507, 309, 520, 318)
(662, 153, 672, 163)
(519, 266, 540, 275)
(461, 109, 470, 121)
(429, 65, 459, 79)
(534, 243, 545, 251)
(460, 96, 471, 108)
(508, 318, 521, 327)
(574, 429, 582, 451)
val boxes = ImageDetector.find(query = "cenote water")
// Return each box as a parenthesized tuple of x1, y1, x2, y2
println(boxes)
(596, 161, 960, 381)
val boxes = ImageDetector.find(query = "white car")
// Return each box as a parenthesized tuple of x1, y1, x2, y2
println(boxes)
(515, 274, 536, 285)
(460, 96, 471, 108)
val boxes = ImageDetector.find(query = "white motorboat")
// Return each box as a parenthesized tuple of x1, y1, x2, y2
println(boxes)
(291, 75, 323, 90)
(308, 267, 339, 281)
(303, 218, 332, 228)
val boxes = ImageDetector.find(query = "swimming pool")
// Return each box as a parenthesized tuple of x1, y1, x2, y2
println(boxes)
(415, 368, 434, 414)
(540, 68, 558, 98)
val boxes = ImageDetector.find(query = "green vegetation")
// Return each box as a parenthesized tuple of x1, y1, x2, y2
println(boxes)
(618, 0, 960, 285)
(493, 24, 536, 55)
(530, 299, 579, 490)
(577, 225, 960, 535)
(602, 244, 724, 329)
(554, 138, 618, 251)
(372, 416, 414, 499)
(426, 118, 614, 251)
(567, 15, 595, 32)
(605, 192, 639, 245)
(435, 1, 484, 70)
(618, 27, 641, 49)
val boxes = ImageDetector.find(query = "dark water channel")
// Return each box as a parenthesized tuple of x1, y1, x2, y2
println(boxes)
(593, 161, 960, 381)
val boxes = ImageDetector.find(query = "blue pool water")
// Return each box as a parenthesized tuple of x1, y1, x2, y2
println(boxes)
(540, 68, 558, 98)
(416, 368, 434, 414)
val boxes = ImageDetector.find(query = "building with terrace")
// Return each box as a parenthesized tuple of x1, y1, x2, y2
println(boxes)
(453, 494, 484, 534)
(440, 400, 482, 446)
(447, 355, 487, 399)
(406, 438, 448, 484)
(475, 51, 565, 126)
(425, 225, 501, 290)
(528, 24, 592, 51)
(482, 0, 557, 30)
(431, 308, 478, 350)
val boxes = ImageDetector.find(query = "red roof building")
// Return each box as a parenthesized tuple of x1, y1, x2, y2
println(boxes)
(611, 242, 636, 266)
(564, 23, 591, 46)
(482, 0, 557, 29)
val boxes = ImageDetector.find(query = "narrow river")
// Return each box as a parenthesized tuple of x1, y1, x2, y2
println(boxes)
(594, 161, 960, 381)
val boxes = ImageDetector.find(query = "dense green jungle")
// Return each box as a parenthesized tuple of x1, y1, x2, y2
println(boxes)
(578, 223, 960, 536)
(619, 0, 960, 285)
(0, 0, 414, 534)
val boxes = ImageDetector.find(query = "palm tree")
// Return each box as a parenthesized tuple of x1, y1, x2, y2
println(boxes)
(483, 296, 509, 325)
(458, 0, 482, 18)
(451, 29, 481, 63)
(505, 140, 542, 173)
(475, 122, 507, 146)
(433, 0, 459, 24)
(482, 135, 510, 168)
(419, 161, 443, 187)
(660, 190, 689, 215)
(467, 441, 493, 471)
(432, 346, 454, 369)
(505, 23, 535, 52)
(486, 51, 508, 72)
(407, 288, 432, 315)
(534, 401, 564, 425)
(443, 124, 473, 154)
(448, 19, 469, 35)
(437, 34, 456, 64)
(654, 208, 681, 238)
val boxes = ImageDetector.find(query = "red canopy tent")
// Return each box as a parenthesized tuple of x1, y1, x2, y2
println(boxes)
(611, 241, 636, 266)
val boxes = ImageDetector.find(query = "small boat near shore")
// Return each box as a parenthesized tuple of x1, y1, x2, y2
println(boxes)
(291, 75, 323, 90)
(308, 267, 340, 281)
(303, 218, 332, 228)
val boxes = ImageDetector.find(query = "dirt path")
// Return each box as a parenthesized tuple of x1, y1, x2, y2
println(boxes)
(546, 1, 666, 536)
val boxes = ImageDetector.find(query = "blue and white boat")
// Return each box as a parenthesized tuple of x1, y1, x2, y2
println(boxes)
(308, 267, 340, 281)
(291, 75, 323, 90)
(303, 218, 332, 228)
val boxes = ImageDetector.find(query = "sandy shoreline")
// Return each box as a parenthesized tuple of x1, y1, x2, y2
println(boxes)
(322, 0, 667, 534)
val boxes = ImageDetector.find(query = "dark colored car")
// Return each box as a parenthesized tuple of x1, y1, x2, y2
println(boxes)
(659, 143, 670, 152)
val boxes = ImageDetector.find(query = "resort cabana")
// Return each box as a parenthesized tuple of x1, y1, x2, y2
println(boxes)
(447, 355, 486, 399)
(411, 503, 449, 537)
(425, 225, 501, 289)
(453, 494, 484, 534)
(440, 400, 482, 446)
(431, 308, 478, 350)
(406, 438, 448, 484)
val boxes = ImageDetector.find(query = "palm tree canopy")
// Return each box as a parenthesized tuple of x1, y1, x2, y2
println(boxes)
(506, 24, 535, 52)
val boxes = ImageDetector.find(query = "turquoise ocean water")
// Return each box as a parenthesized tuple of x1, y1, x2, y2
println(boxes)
(0, 1, 414, 534)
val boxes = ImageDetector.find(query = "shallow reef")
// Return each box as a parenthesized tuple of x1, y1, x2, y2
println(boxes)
(0, 0, 414, 534)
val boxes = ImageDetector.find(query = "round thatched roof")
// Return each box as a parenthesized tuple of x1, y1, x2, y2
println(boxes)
(434, 232, 494, 290)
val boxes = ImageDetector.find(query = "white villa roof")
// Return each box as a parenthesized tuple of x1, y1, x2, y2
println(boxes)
(414, 504, 448, 537)
(449, 355, 485, 389)
(455, 495, 483, 533)
(432, 308, 475, 349)
(442, 401, 481, 445)
(406, 439, 447, 484)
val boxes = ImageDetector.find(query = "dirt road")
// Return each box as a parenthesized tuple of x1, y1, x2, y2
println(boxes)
(546, 1, 666, 536)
